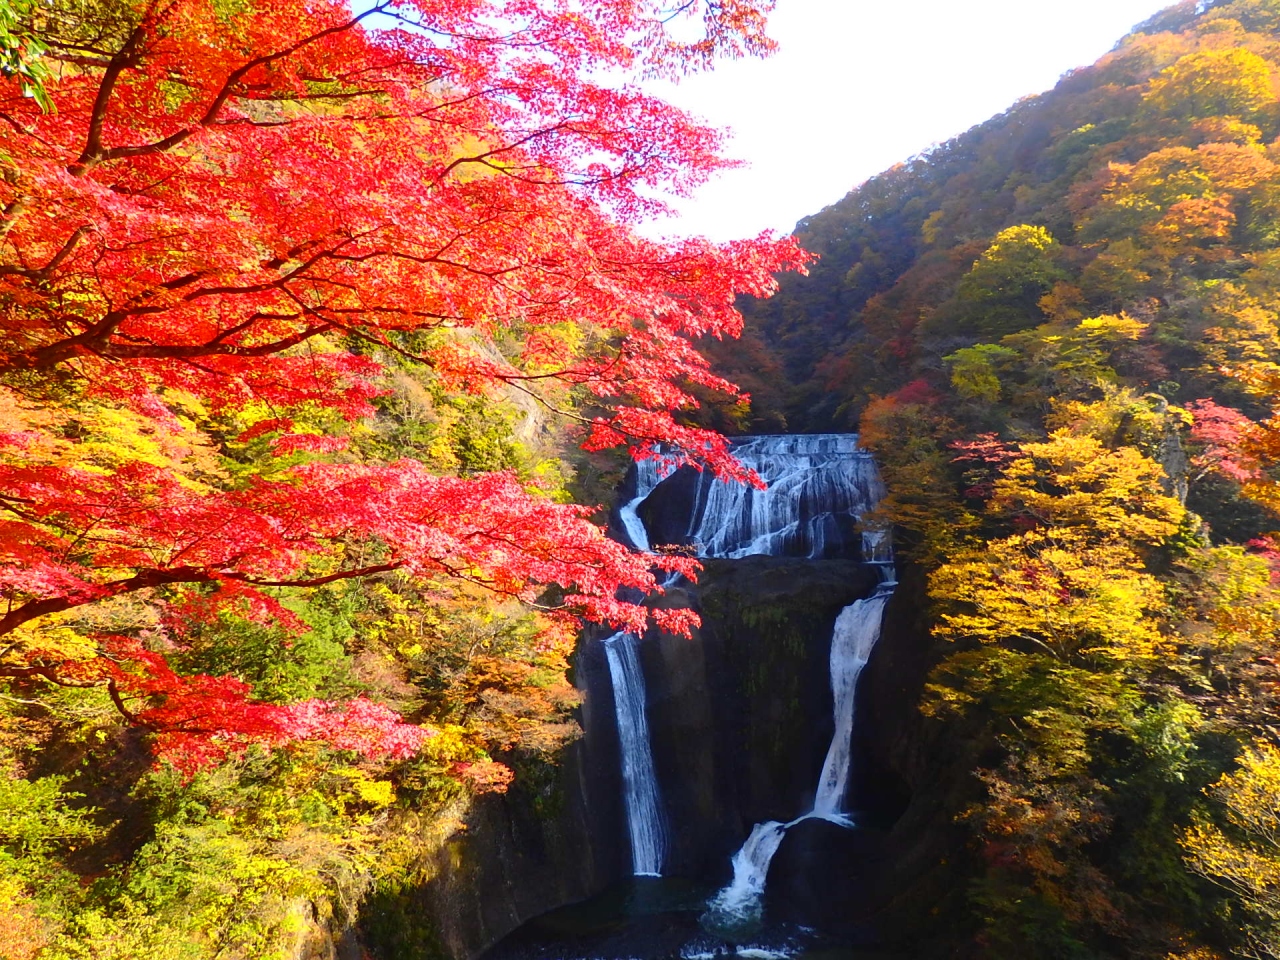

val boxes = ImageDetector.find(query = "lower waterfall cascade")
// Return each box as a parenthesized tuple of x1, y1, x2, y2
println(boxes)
(602, 630, 667, 877)
(702, 582, 894, 931)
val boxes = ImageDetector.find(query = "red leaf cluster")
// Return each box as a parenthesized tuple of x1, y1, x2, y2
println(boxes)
(0, 0, 796, 771)
(1188, 398, 1261, 482)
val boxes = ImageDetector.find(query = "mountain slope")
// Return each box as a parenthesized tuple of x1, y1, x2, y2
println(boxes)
(716, 3, 1280, 957)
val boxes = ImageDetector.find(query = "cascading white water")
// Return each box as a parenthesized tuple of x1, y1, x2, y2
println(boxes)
(813, 591, 890, 817)
(682, 436, 884, 560)
(603, 434, 891, 887)
(603, 631, 666, 876)
(617, 456, 666, 553)
(704, 821, 788, 927)
(605, 455, 673, 876)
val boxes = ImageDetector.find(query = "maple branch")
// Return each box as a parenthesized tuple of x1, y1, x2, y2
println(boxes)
(69, 5, 396, 174)
(102, 323, 335, 360)
(225, 563, 404, 588)
(0, 225, 91, 280)
(0, 560, 415, 640)
(106, 677, 142, 724)
(439, 121, 573, 179)
(0, 308, 333, 371)
(0, 566, 209, 638)
(0, 661, 145, 726)
(0, 306, 162, 371)
(70, 22, 146, 174)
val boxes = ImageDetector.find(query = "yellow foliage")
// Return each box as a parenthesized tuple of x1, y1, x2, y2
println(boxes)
(1001, 314, 1147, 393)
(1144, 47, 1277, 118)
(993, 432, 1185, 546)
(1200, 279, 1280, 380)
(0, 872, 47, 960)
(324, 766, 397, 812)
(1177, 546, 1280, 651)
(944, 343, 1017, 403)
(931, 535, 1167, 663)
(1086, 142, 1276, 248)
(0, 385, 224, 490)
(930, 431, 1184, 664)
(1183, 741, 1280, 929)
(1046, 388, 1192, 469)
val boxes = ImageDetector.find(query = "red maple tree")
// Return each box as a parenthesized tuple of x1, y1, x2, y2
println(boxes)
(0, 0, 802, 770)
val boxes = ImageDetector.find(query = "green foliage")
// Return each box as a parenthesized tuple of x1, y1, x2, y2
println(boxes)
(0, 0, 52, 110)
(954, 225, 1068, 336)
(946, 344, 1018, 403)
(0, 762, 101, 861)
(172, 602, 355, 704)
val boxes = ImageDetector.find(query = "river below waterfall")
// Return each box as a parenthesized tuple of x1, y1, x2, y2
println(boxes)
(486, 877, 893, 960)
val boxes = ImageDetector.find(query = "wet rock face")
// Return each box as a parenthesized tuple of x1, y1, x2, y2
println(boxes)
(765, 816, 886, 935)
(360, 644, 627, 960)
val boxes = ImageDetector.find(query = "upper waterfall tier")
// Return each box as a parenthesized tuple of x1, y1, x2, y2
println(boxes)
(629, 434, 886, 561)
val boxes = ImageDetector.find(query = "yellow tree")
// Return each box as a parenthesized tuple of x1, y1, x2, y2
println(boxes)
(1183, 742, 1280, 959)
(930, 432, 1185, 665)
(1143, 48, 1276, 119)
(954, 224, 1067, 336)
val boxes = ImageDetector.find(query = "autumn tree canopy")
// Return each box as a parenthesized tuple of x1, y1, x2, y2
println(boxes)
(0, 0, 801, 769)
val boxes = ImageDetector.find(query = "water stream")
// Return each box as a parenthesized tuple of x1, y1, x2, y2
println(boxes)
(607, 456, 671, 876)
(702, 585, 893, 931)
(603, 630, 667, 877)
(602, 435, 892, 911)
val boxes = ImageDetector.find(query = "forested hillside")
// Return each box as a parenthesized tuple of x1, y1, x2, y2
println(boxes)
(715, 1, 1280, 956)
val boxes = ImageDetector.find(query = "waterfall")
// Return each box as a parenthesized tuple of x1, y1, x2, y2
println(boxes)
(691, 436, 895, 931)
(702, 586, 893, 928)
(617, 456, 666, 553)
(706, 591, 896, 926)
(603, 631, 666, 876)
(682, 436, 884, 560)
(703, 821, 788, 928)
(812, 592, 891, 818)
(601, 434, 891, 888)
(605, 455, 672, 876)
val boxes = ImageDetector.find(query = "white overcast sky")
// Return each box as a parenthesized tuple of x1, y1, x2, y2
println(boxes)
(637, 0, 1174, 242)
